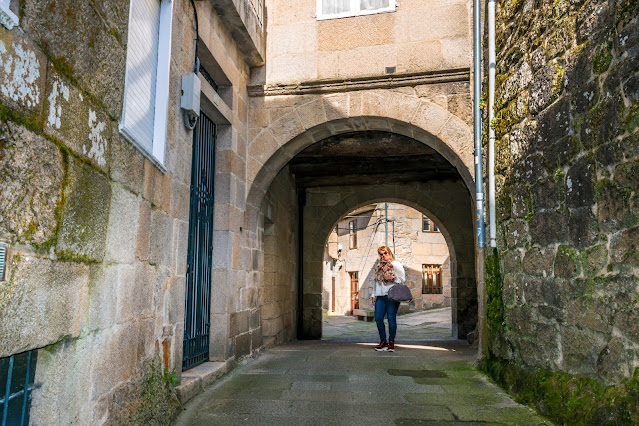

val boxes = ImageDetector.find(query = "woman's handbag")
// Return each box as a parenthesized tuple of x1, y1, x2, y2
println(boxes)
(388, 283, 413, 302)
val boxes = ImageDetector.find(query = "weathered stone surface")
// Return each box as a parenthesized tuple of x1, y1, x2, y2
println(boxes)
(596, 336, 634, 384)
(109, 133, 144, 195)
(522, 276, 566, 308)
(502, 250, 522, 273)
(230, 310, 250, 337)
(522, 247, 551, 276)
(566, 156, 595, 208)
(615, 306, 639, 343)
(554, 245, 580, 278)
(0, 256, 89, 358)
(30, 335, 94, 425)
(104, 185, 139, 264)
(502, 273, 523, 307)
(56, 159, 111, 262)
(44, 70, 110, 170)
(529, 210, 568, 246)
(610, 226, 639, 266)
(575, 0, 612, 44)
(528, 61, 564, 115)
(596, 179, 631, 232)
(504, 219, 528, 248)
(613, 158, 639, 191)
(234, 332, 251, 358)
(491, 0, 639, 404)
(0, 122, 64, 245)
(594, 139, 624, 169)
(23, 0, 128, 118)
(567, 207, 596, 248)
(581, 93, 624, 150)
(0, 29, 47, 118)
(531, 178, 561, 211)
(581, 244, 608, 276)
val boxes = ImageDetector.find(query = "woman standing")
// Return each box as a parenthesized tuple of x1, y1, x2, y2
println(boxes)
(371, 246, 405, 352)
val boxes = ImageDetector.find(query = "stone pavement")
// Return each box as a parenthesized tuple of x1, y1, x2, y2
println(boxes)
(175, 309, 551, 425)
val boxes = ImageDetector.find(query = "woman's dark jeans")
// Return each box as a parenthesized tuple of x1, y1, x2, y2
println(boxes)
(374, 296, 400, 342)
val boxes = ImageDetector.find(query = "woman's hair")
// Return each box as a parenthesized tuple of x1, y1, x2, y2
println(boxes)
(377, 245, 395, 261)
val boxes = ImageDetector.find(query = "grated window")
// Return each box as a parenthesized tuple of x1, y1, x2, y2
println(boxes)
(1, 350, 39, 426)
(0, 243, 7, 282)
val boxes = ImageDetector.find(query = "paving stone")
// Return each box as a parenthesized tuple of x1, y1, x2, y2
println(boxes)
(176, 310, 550, 425)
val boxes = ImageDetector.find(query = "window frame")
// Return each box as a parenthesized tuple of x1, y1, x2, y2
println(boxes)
(422, 215, 439, 233)
(348, 219, 357, 249)
(316, 0, 396, 21)
(119, 0, 174, 171)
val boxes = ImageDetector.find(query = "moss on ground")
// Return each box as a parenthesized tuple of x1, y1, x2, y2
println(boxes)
(480, 358, 639, 425)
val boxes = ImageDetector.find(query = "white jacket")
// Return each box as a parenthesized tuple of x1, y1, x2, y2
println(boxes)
(371, 260, 406, 298)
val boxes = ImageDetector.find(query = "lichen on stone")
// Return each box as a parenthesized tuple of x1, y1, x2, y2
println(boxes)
(0, 38, 41, 108)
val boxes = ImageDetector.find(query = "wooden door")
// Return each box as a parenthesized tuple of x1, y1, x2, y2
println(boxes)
(350, 272, 359, 312)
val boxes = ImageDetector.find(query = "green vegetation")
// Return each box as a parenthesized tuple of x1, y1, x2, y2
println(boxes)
(626, 100, 639, 132)
(485, 248, 505, 342)
(480, 358, 639, 425)
(592, 43, 613, 74)
(110, 361, 182, 425)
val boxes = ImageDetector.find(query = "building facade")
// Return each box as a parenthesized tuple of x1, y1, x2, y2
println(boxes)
(2, 0, 631, 424)
(323, 203, 451, 315)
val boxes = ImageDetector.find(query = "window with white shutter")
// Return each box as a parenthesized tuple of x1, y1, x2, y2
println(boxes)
(317, 0, 395, 20)
(120, 0, 174, 168)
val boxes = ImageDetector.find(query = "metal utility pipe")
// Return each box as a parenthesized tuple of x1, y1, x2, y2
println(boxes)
(474, 0, 489, 358)
(488, 0, 496, 248)
(384, 203, 389, 246)
(473, 0, 485, 249)
(297, 189, 306, 339)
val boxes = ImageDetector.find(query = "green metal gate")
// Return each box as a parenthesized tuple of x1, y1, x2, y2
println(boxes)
(1, 350, 38, 426)
(183, 112, 216, 370)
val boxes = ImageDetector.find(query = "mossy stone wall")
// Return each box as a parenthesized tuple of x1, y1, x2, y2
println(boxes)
(0, 0, 197, 423)
(485, 0, 639, 423)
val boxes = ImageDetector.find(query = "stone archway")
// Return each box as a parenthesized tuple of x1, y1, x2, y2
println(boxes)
(302, 182, 475, 339)
(245, 89, 477, 345)
(245, 91, 475, 230)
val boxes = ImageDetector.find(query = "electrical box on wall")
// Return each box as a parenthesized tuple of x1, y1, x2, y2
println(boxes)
(181, 72, 201, 130)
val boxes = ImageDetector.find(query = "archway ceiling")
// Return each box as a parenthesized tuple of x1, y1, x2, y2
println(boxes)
(288, 131, 460, 188)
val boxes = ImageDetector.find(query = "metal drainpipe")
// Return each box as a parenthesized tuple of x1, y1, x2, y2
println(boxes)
(488, 0, 497, 248)
(473, 0, 488, 357)
(474, 0, 485, 250)
(297, 188, 306, 340)
(384, 202, 388, 247)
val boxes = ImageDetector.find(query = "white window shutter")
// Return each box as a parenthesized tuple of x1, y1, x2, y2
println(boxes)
(120, 0, 161, 156)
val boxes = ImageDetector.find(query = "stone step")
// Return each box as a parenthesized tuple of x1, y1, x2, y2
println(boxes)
(352, 308, 374, 321)
(176, 361, 231, 405)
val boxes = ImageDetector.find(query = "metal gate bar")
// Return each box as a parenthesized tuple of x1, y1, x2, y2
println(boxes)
(1, 350, 38, 426)
(183, 112, 216, 370)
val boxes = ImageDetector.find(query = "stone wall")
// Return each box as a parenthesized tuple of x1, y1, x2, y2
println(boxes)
(260, 167, 298, 344)
(263, 0, 472, 84)
(485, 0, 639, 422)
(0, 0, 253, 423)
